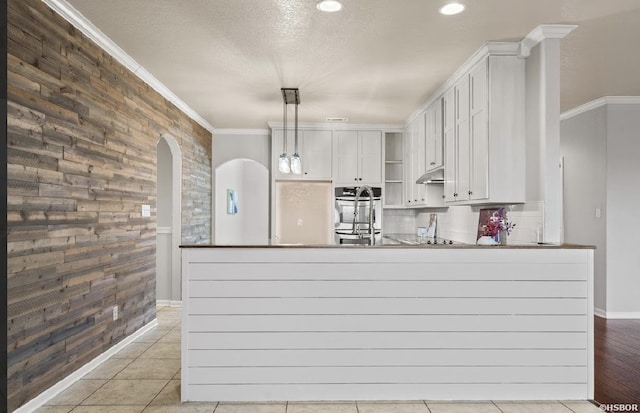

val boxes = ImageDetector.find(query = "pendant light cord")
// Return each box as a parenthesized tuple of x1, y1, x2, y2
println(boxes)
(283, 100, 288, 155)
(294, 101, 299, 154)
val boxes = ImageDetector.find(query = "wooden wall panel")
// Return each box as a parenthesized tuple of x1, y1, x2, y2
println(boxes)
(6, 0, 212, 410)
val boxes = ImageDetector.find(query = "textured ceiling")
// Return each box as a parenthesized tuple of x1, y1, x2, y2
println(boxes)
(66, 0, 640, 129)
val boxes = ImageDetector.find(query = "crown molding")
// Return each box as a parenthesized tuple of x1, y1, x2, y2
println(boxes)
(406, 42, 520, 126)
(213, 129, 271, 136)
(41, 0, 215, 133)
(560, 96, 640, 121)
(267, 122, 404, 132)
(518, 24, 578, 58)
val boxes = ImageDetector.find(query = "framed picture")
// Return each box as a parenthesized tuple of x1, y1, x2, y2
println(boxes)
(477, 208, 499, 241)
(227, 189, 238, 215)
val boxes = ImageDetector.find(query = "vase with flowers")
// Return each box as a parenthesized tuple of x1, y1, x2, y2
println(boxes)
(477, 207, 516, 245)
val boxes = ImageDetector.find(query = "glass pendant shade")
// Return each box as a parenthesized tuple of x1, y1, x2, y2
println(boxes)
(290, 153, 302, 174)
(278, 153, 290, 173)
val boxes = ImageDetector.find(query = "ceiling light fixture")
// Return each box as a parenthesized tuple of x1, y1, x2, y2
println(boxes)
(439, 2, 465, 15)
(316, 0, 342, 13)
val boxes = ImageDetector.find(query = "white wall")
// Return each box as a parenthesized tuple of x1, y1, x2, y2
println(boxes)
(560, 106, 607, 313)
(605, 103, 640, 315)
(213, 131, 271, 170)
(560, 99, 640, 317)
(156, 138, 173, 302)
(214, 159, 269, 245)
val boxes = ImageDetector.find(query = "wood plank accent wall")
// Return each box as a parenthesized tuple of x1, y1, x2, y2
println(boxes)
(6, 0, 212, 410)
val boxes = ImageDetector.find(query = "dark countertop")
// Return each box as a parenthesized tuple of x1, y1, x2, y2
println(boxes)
(181, 234, 594, 249)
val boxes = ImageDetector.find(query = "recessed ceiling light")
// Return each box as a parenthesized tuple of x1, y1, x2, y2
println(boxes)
(439, 2, 465, 15)
(316, 0, 343, 13)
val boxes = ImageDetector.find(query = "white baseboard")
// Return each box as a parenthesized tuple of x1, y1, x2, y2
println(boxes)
(594, 308, 607, 318)
(14, 319, 158, 413)
(603, 312, 640, 319)
(157, 300, 182, 308)
(594, 308, 640, 319)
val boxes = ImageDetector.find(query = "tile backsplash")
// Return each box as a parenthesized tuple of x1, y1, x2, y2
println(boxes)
(385, 202, 544, 245)
(382, 209, 417, 235)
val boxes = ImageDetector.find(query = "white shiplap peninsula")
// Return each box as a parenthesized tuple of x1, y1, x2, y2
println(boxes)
(181, 245, 594, 402)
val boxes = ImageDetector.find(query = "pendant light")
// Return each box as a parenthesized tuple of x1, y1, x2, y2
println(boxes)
(279, 88, 301, 174)
(290, 101, 302, 174)
(278, 99, 291, 173)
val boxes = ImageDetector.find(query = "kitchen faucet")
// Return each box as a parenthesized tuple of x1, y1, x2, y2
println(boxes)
(352, 185, 376, 245)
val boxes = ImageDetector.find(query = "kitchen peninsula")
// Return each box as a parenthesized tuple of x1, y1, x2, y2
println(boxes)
(180, 243, 594, 402)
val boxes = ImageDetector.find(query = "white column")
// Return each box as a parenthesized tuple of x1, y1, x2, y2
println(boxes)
(521, 25, 576, 243)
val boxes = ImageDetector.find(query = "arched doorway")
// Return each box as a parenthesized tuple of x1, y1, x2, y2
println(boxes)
(156, 135, 182, 305)
(214, 158, 269, 245)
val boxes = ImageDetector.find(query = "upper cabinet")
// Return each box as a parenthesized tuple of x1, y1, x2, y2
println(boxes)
(443, 53, 525, 205)
(403, 113, 444, 208)
(334, 130, 382, 184)
(272, 129, 332, 180)
(425, 99, 444, 172)
(404, 114, 426, 206)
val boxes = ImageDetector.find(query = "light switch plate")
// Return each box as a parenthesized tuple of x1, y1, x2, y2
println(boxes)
(141, 204, 151, 217)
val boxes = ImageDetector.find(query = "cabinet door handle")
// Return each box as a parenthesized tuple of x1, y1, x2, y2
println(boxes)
(442, 195, 445, 199)
(354, 178, 358, 181)
(304, 172, 308, 175)
(430, 162, 436, 165)
(453, 193, 458, 197)
(468, 190, 472, 195)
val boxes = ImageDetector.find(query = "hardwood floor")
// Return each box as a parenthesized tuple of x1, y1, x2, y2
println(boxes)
(595, 316, 640, 404)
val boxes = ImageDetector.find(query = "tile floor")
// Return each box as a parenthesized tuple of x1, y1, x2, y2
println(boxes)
(36, 306, 602, 413)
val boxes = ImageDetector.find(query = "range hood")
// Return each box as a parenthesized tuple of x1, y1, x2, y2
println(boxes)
(416, 167, 444, 184)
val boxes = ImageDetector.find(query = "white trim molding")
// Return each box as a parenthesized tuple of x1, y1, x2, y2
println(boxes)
(41, 0, 215, 133)
(14, 319, 158, 413)
(560, 96, 640, 120)
(157, 226, 173, 234)
(594, 308, 607, 319)
(157, 300, 183, 308)
(267, 121, 404, 132)
(601, 311, 640, 320)
(213, 129, 271, 136)
(518, 24, 577, 58)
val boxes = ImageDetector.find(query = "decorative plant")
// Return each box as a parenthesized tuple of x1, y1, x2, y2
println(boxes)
(481, 207, 515, 238)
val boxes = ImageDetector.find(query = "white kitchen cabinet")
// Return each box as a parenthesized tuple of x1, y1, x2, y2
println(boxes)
(443, 87, 456, 203)
(404, 114, 444, 208)
(301, 130, 332, 179)
(443, 54, 525, 205)
(272, 129, 332, 180)
(406, 115, 426, 206)
(425, 98, 443, 171)
(334, 130, 382, 184)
